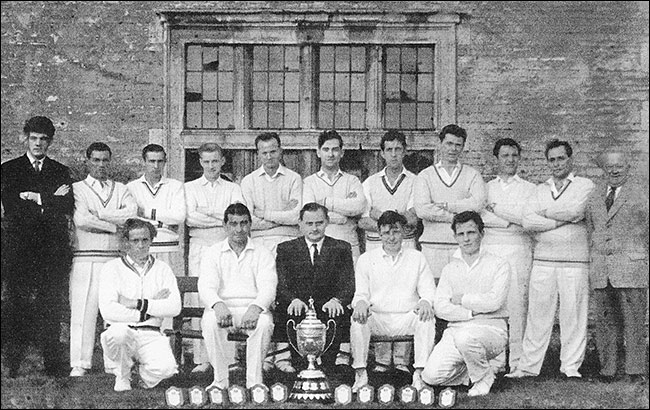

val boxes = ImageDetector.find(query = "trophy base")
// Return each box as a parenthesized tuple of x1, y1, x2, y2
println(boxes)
(289, 369, 333, 403)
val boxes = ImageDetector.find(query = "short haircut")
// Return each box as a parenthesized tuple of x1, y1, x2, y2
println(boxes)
(439, 124, 467, 143)
(86, 142, 112, 159)
(223, 202, 251, 224)
(23, 116, 56, 139)
(545, 139, 573, 159)
(299, 202, 329, 221)
(142, 143, 166, 160)
(492, 138, 522, 157)
(451, 210, 485, 235)
(255, 132, 281, 150)
(380, 130, 407, 151)
(318, 130, 343, 149)
(198, 142, 223, 158)
(120, 218, 157, 241)
(377, 210, 407, 231)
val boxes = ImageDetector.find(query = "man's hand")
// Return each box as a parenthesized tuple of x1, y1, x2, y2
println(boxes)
(287, 299, 308, 316)
(415, 300, 434, 322)
(485, 202, 496, 213)
(152, 288, 170, 300)
(240, 305, 263, 330)
(322, 298, 344, 318)
(369, 207, 383, 221)
(19, 191, 40, 203)
(118, 295, 138, 309)
(434, 202, 448, 211)
(352, 300, 370, 324)
(253, 207, 265, 219)
(535, 208, 548, 218)
(346, 191, 358, 199)
(451, 293, 463, 305)
(283, 199, 299, 211)
(53, 184, 70, 196)
(213, 302, 233, 328)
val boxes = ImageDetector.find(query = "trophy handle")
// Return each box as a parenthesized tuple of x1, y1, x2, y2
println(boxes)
(322, 319, 337, 355)
(285, 319, 301, 356)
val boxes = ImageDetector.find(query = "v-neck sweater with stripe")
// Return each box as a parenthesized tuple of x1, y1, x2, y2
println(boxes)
(522, 175, 594, 264)
(414, 164, 487, 244)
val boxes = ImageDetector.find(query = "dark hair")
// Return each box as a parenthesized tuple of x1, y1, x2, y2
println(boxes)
(198, 142, 223, 157)
(142, 144, 166, 160)
(86, 142, 112, 159)
(223, 202, 251, 224)
(545, 139, 573, 159)
(120, 218, 157, 241)
(23, 116, 56, 139)
(299, 202, 329, 221)
(380, 130, 407, 151)
(403, 152, 433, 174)
(439, 124, 467, 143)
(377, 210, 407, 231)
(493, 138, 522, 157)
(255, 132, 281, 150)
(451, 211, 485, 234)
(318, 130, 343, 149)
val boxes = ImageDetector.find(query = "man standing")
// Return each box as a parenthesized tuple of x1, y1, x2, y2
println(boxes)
(98, 219, 181, 391)
(481, 138, 536, 373)
(1, 116, 74, 378)
(199, 203, 277, 389)
(275, 202, 355, 369)
(241, 132, 302, 373)
(358, 130, 419, 374)
(414, 124, 487, 279)
(421, 211, 511, 397)
(509, 139, 594, 379)
(350, 211, 437, 392)
(185, 142, 244, 373)
(127, 144, 186, 269)
(585, 149, 648, 382)
(70, 142, 137, 377)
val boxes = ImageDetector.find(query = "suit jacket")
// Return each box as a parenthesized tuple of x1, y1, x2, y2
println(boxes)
(276, 236, 355, 311)
(586, 176, 649, 289)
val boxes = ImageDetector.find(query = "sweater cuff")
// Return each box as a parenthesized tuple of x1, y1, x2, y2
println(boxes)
(138, 299, 149, 322)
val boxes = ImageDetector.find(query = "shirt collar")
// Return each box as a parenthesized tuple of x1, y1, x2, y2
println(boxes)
(317, 169, 344, 182)
(125, 254, 152, 272)
(452, 247, 488, 269)
(199, 174, 222, 186)
(545, 172, 575, 187)
(379, 167, 409, 178)
(85, 174, 110, 188)
(257, 164, 287, 179)
(496, 174, 523, 185)
(138, 174, 168, 189)
(26, 151, 45, 165)
(434, 161, 461, 172)
(220, 238, 255, 254)
(380, 246, 404, 261)
(305, 237, 325, 251)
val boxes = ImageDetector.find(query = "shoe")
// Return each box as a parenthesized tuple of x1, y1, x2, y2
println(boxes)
(275, 360, 296, 374)
(351, 368, 368, 393)
(395, 364, 411, 374)
(626, 374, 648, 383)
(371, 362, 390, 373)
(335, 352, 351, 367)
(114, 377, 132, 392)
(562, 370, 582, 379)
(69, 367, 87, 377)
(412, 369, 424, 390)
(504, 369, 536, 379)
(191, 363, 211, 373)
(468, 373, 495, 397)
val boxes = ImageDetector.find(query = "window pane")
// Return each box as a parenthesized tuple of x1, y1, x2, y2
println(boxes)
(269, 102, 283, 128)
(186, 72, 202, 94)
(418, 48, 433, 72)
(319, 102, 334, 129)
(386, 47, 400, 72)
(203, 72, 218, 100)
(402, 47, 417, 73)
(320, 73, 334, 100)
(351, 103, 365, 129)
(219, 47, 233, 71)
(320, 46, 334, 72)
(187, 45, 202, 71)
(334, 73, 350, 100)
(417, 103, 433, 129)
(203, 102, 218, 128)
(401, 102, 416, 129)
(203, 47, 219, 71)
(218, 102, 234, 129)
(402, 74, 416, 102)
(269, 72, 284, 101)
(418, 74, 433, 101)
(218, 72, 233, 101)
(253, 72, 268, 100)
(334, 102, 349, 129)
(350, 47, 365, 72)
(269, 46, 284, 71)
(350, 73, 365, 102)
(186, 102, 202, 128)
(385, 73, 400, 101)
(335, 47, 350, 72)
(285, 72, 300, 101)
(284, 103, 299, 129)
(285, 46, 300, 71)
(253, 46, 268, 71)
(252, 102, 268, 128)
(385, 102, 400, 129)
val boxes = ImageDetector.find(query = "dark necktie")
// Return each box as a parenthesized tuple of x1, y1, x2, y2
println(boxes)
(33, 160, 41, 173)
(312, 243, 319, 265)
(605, 187, 616, 211)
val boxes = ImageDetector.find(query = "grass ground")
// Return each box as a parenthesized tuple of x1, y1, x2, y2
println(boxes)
(1, 326, 648, 409)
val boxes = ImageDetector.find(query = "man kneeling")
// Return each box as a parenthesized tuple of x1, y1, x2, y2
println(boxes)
(98, 218, 181, 392)
(350, 211, 437, 392)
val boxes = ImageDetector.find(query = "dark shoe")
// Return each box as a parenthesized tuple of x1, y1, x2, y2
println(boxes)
(596, 374, 616, 383)
(625, 374, 648, 383)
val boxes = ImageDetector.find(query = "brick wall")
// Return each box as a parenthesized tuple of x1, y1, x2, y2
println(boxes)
(2, 1, 648, 184)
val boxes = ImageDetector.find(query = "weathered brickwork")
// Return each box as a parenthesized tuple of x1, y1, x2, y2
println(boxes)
(2, 1, 648, 185)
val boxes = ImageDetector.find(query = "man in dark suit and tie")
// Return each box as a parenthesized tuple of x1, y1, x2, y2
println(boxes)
(275, 202, 355, 369)
(586, 148, 648, 382)
(1, 116, 74, 378)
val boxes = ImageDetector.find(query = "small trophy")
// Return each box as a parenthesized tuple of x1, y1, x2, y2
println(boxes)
(399, 385, 417, 404)
(188, 386, 207, 406)
(357, 385, 374, 404)
(378, 384, 395, 404)
(165, 386, 184, 407)
(334, 385, 353, 405)
(270, 383, 288, 403)
(250, 384, 269, 404)
(207, 386, 225, 405)
(287, 297, 337, 402)
(439, 387, 457, 408)
(227, 385, 247, 405)
(418, 386, 435, 405)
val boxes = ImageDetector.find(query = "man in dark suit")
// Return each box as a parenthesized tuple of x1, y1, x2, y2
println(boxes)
(586, 148, 648, 382)
(275, 202, 355, 369)
(1, 116, 74, 378)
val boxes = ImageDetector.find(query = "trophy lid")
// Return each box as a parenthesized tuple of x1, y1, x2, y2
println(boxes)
(300, 297, 324, 327)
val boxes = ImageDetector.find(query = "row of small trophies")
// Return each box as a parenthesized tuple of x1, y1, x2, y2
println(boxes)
(164, 383, 457, 407)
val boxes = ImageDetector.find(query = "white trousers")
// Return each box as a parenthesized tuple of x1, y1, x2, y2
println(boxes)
(187, 241, 212, 365)
(350, 312, 436, 370)
(481, 241, 532, 370)
(202, 307, 274, 388)
(518, 263, 589, 376)
(70, 257, 110, 369)
(363, 239, 417, 367)
(422, 325, 507, 386)
(420, 244, 457, 279)
(100, 324, 178, 387)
